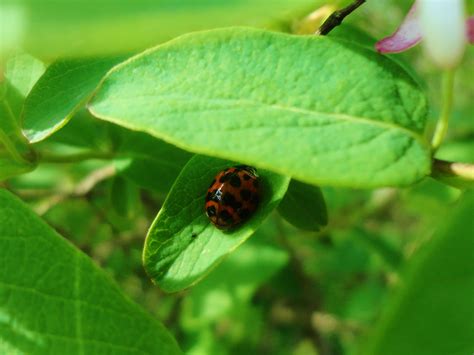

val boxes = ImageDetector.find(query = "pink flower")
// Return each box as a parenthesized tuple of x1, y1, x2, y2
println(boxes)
(376, 0, 474, 68)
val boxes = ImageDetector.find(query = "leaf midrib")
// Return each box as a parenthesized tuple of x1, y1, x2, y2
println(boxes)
(92, 93, 427, 145)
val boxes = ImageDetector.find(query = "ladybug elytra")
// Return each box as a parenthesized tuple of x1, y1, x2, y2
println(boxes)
(205, 165, 261, 229)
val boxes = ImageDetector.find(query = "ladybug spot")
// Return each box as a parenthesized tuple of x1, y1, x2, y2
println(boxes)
(219, 173, 230, 183)
(223, 193, 242, 210)
(240, 189, 252, 201)
(219, 210, 233, 223)
(206, 205, 217, 217)
(250, 195, 259, 206)
(238, 208, 250, 219)
(229, 174, 241, 187)
(243, 174, 251, 181)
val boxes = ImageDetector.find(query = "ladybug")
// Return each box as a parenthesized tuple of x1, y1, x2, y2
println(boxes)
(205, 165, 261, 229)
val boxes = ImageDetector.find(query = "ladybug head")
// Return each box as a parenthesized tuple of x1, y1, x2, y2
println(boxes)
(234, 165, 258, 177)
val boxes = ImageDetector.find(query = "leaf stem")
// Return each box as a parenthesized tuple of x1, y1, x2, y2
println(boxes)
(316, 0, 366, 35)
(39, 151, 115, 163)
(0, 101, 35, 165)
(431, 69, 455, 151)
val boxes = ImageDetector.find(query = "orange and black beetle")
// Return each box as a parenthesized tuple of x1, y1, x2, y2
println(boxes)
(205, 165, 260, 228)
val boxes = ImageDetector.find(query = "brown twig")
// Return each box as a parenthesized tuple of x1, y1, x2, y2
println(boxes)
(34, 164, 116, 215)
(432, 159, 474, 180)
(316, 0, 366, 35)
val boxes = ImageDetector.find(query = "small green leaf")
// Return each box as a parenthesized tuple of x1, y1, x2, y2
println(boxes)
(0, 189, 181, 354)
(115, 131, 192, 194)
(22, 57, 125, 143)
(143, 155, 290, 292)
(353, 228, 402, 269)
(4, 54, 45, 90)
(89, 28, 431, 188)
(46, 109, 113, 150)
(181, 235, 289, 329)
(0, 78, 37, 181)
(364, 191, 474, 355)
(0, 54, 44, 180)
(110, 176, 141, 218)
(278, 179, 327, 231)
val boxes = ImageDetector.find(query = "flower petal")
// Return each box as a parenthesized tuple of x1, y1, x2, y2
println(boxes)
(375, 4, 422, 53)
(419, 0, 466, 68)
(467, 16, 474, 43)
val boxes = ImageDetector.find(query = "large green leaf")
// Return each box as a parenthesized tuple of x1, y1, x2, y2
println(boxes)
(7, 0, 318, 59)
(22, 57, 126, 143)
(89, 28, 431, 188)
(0, 189, 181, 354)
(364, 191, 474, 355)
(143, 155, 290, 292)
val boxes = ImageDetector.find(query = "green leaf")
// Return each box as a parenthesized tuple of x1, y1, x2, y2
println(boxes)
(89, 28, 431, 188)
(0, 189, 181, 354)
(12, 0, 319, 59)
(181, 234, 289, 329)
(278, 179, 327, 231)
(110, 176, 141, 218)
(0, 90, 33, 179)
(44, 109, 114, 150)
(143, 155, 290, 292)
(22, 57, 126, 143)
(115, 131, 192, 194)
(353, 228, 402, 269)
(364, 191, 474, 355)
(0, 54, 44, 180)
(4, 53, 46, 110)
(0, 97, 35, 180)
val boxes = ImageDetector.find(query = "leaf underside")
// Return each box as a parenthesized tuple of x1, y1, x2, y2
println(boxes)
(90, 27, 430, 188)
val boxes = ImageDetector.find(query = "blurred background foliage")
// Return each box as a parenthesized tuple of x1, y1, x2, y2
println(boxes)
(1, 0, 473, 354)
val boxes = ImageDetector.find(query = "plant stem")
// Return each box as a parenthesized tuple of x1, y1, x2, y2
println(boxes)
(316, 0, 366, 35)
(431, 69, 455, 151)
(432, 159, 474, 180)
(0, 101, 35, 165)
(39, 151, 115, 163)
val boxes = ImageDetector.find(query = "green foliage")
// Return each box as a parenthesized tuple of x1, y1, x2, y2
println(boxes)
(143, 155, 290, 292)
(278, 179, 328, 231)
(180, 230, 289, 353)
(110, 176, 141, 218)
(12, 0, 319, 59)
(22, 57, 126, 143)
(89, 28, 431, 188)
(0, 189, 181, 354)
(0, 54, 44, 180)
(365, 191, 474, 355)
(115, 130, 192, 195)
(1, 1, 473, 354)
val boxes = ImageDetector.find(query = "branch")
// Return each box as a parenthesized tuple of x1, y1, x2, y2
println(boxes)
(316, 0, 366, 35)
(33, 165, 116, 215)
(39, 151, 115, 163)
(432, 159, 474, 189)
